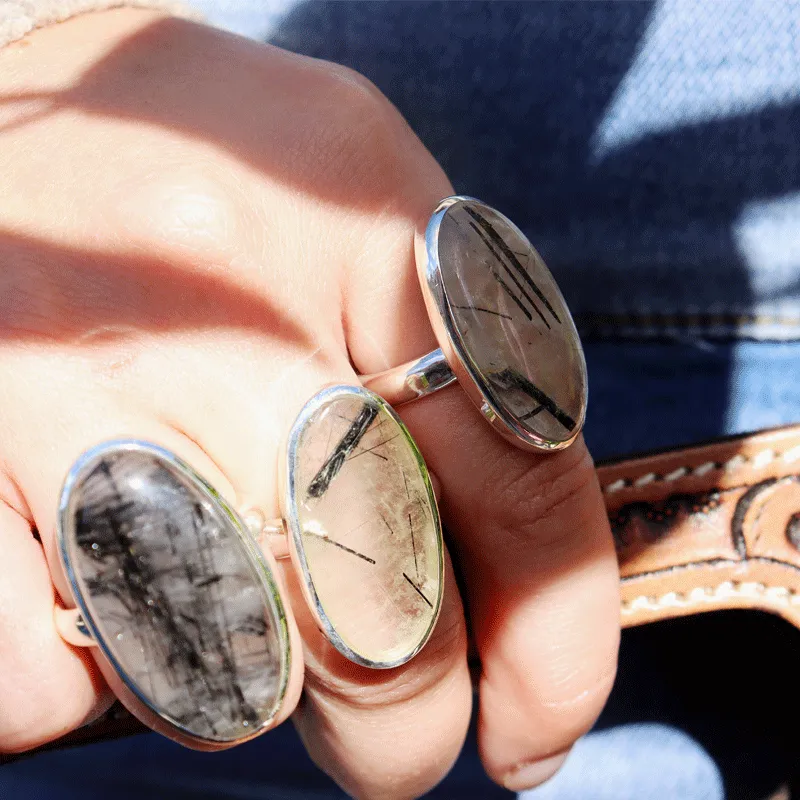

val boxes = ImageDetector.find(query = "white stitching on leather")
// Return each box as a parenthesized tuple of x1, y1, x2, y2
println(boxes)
(603, 445, 799, 494)
(752, 450, 775, 469)
(784, 445, 800, 464)
(621, 581, 800, 615)
(693, 461, 717, 477)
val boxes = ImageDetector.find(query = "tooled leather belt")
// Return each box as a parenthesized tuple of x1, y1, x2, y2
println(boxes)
(4, 423, 800, 762)
(608, 424, 800, 628)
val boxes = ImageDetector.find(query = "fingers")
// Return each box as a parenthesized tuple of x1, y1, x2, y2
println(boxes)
(0, 158, 470, 790)
(156, 370, 472, 795)
(0, 501, 109, 752)
(159, 355, 473, 796)
(0, 332, 472, 792)
(170, 351, 473, 798)
(345, 204, 620, 790)
(0, 14, 476, 782)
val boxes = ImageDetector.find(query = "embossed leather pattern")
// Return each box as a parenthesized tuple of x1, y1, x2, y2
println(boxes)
(4, 424, 800, 760)
(598, 425, 800, 628)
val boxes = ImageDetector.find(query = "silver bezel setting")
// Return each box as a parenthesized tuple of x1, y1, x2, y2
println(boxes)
(282, 384, 444, 670)
(58, 439, 292, 750)
(416, 195, 588, 452)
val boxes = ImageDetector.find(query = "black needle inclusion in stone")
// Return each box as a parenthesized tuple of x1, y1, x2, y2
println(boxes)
(304, 529, 376, 565)
(403, 572, 433, 609)
(463, 204, 561, 327)
(307, 403, 378, 498)
(488, 367, 576, 432)
(67, 449, 282, 742)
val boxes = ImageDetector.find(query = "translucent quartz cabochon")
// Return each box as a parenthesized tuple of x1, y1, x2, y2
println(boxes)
(288, 391, 442, 667)
(61, 446, 285, 742)
(435, 199, 586, 446)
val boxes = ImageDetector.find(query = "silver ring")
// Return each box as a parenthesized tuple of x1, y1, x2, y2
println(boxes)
(363, 196, 588, 452)
(245, 385, 444, 670)
(280, 384, 443, 670)
(57, 440, 292, 751)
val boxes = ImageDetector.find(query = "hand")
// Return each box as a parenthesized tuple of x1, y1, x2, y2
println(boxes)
(0, 10, 619, 797)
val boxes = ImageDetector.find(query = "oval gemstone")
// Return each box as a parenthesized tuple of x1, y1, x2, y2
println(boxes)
(60, 442, 287, 743)
(287, 387, 442, 668)
(433, 198, 587, 448)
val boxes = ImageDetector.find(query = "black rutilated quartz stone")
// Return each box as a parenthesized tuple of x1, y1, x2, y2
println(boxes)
(61, 445, 285, 743)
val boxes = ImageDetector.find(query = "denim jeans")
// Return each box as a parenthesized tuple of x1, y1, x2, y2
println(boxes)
(3, 2, 799, 797)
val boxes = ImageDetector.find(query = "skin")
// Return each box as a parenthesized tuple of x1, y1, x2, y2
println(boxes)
(0, 10, 620, 799)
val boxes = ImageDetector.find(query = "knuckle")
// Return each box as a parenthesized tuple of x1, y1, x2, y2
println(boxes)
(322, 61, 386, 107)
(298, 594, 469, 800)
(112, 166, 249, 255)
(302, 678, 467, 800)
(303, 572, 467, 712)
(484, 604, 619, 748)
(483, 660, 616, 756)
(311, 65, 427, 195)
(304, 611, 465, 711)
(537, 661, 617, 733)
(419, 605, 468, 671)
(539, 674, 616, 752)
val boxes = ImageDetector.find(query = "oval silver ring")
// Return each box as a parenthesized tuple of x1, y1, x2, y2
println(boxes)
(57, 440, 292, 750)
(280, 384, 444, 670)
(363, 196, 588, 452)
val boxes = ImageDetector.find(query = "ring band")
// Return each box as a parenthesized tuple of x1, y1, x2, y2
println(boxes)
(363, 196, 588, 452)
(364, 348, 457, 405)
(54, 606, 96, 648)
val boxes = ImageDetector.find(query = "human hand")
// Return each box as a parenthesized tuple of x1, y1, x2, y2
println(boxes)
(0, 9, 619, 797)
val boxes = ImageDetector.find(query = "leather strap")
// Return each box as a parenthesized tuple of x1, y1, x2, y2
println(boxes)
(4, 423, 800, 760)
(601, 424, 800, 628)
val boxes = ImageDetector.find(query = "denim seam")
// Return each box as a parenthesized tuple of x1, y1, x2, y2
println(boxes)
(576, 312, 800, 340)
(577, 314, 800, 326)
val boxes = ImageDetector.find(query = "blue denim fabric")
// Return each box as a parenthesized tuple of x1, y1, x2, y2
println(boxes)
(3, 2, 799, 798)
(192, 0, 800, 336)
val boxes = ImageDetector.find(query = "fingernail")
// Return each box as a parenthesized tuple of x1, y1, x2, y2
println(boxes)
(502, 750, 570, 792)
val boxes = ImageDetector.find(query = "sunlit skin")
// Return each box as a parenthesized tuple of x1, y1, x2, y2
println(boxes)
(0, 10, 619, 798)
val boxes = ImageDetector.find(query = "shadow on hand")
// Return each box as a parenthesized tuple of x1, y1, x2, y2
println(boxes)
(0, 227, 311, 348)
